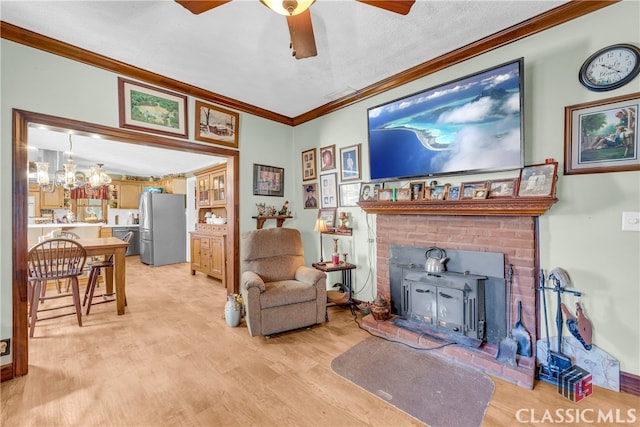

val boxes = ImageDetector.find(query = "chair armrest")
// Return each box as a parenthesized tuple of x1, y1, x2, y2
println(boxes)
(241, 271, 266, 293)
(295, 266, 326, 286)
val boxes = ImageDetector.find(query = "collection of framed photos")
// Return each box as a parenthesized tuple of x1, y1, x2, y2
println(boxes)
(359, 161, 558, 202)
(302, 144, 363, 225)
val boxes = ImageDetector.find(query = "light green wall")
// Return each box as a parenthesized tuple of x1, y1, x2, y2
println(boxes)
(2, 1, 639, 375)
(294, 1, 640, 375)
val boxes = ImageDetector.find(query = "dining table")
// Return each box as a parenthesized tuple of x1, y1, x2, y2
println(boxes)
(29, 237, 130, 315)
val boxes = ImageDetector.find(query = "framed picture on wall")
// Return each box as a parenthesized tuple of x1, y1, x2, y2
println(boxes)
(253, 163, 284, 197)
(303, 183, 318, 209)
(302, 148, 317, 181)
(320, 145, 336, 171)
(319, 172, 338, 208)
(194, 100, 239, 148)
(118, 77, 188, 138)
(339, 182, 361, 207)
(340, 144, 361, 181)
(564, 93, 640, 175)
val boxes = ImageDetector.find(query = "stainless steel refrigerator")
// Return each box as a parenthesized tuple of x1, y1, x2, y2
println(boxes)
(139, 193, 187, 266)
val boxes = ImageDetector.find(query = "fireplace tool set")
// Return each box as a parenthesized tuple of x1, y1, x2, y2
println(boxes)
(537, 268, 593, 386)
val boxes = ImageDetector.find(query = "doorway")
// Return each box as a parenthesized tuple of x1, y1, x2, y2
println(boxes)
(9, 109, 240, 380)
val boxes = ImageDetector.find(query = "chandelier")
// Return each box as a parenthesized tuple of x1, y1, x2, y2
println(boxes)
(35, 134, 111, 194)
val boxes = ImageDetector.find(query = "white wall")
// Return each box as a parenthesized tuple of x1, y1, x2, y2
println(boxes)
(294, 1, 640, 375)
(2, 1, 639, 376)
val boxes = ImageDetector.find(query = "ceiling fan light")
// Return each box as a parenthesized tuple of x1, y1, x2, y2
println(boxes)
(260, 0, 315, 16)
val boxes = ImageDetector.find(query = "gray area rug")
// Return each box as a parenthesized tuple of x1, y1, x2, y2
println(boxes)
(331, 337, 495, 427)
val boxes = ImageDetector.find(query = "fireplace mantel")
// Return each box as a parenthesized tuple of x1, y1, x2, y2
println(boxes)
(358, 196, 557, 216)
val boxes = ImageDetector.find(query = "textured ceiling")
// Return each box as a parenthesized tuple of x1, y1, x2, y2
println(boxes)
(1, 0, 569, 119)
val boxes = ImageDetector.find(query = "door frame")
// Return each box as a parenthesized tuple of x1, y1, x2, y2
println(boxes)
(7, 109, 240, 380)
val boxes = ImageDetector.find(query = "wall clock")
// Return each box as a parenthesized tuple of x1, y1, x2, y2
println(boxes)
(578, 43, 640, 92)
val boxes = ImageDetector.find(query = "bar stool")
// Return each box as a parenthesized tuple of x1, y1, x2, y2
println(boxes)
(83, 231, 133, 314)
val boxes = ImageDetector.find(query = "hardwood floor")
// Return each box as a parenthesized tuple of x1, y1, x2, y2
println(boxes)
(2, 257, 638, 426)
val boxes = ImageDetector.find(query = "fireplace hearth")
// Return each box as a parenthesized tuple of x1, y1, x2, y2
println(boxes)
(362, 213, 540, 388)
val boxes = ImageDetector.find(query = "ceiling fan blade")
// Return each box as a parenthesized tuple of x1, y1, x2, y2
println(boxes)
(175, 0, 232, 15)
(356, 0, 415, 15)
(286, 10, 317, 60)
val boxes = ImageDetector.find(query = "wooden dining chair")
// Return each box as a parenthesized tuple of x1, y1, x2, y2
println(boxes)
(26, 238, 87, 338)
(83, 231, 133, 314)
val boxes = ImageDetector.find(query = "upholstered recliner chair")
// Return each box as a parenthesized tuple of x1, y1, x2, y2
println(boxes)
(240, 228, 327, 337)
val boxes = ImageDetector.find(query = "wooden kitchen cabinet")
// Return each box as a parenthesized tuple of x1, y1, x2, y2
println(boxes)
(118, 181, 142, 209)
(190, 231, 226, 281)
(195, 164, 226, 207)
(39, 185, 65, 209)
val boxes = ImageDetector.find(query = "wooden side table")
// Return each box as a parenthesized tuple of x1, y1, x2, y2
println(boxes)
(312, 262, 356, 320)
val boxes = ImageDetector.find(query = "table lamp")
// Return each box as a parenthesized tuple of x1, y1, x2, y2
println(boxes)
(314, 218, 328, 264)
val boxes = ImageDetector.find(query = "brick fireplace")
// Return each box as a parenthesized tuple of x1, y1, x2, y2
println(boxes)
(360, 206, 550, 389)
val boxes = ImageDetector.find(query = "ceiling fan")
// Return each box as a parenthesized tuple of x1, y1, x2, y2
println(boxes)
(175, 0, 415, 59)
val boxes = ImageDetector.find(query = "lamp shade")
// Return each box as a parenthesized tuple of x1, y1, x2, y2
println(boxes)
(314, 218, 328, 233)
(260, 0, 315, 16)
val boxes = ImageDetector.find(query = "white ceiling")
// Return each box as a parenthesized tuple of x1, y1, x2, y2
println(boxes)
(4, 0, 571, 177)
(1, 0, 569, 118)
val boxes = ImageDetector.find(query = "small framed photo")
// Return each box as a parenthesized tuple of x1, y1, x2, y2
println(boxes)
(378, 189, 394, 201)
(431, 185, 447, 200)
(472, 188, 489, 199)
(118, 77, 188, 138)
(194, 100, 239, 148)
(302, 148, 317, 181)
(318, 208, 337, 228)
(303, 183, 318, 209)
(446, 185, 460, 201)
(565, 93, 639, 175)
(320, 145, 336, 171)
(253, 164, 284, 197)
(359, 183, 380, 201)
(339, 182, 361, 207)
(396, 188, 411, 201)
(320, 172, 338, 208)
(518, 162, 558, 197)
(423, 187, 432, 200)
(340, 144, 361, 181)
(409, 181, 425, 200)
(488, 178, 518, 198)
(461, 181, 487, 199)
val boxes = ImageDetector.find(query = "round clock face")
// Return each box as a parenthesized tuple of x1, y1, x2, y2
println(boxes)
(579, 44, 640, 92)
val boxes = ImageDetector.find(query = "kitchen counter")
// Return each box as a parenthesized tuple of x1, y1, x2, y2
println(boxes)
(101, 224, 139, 228)
(28, 222, 106, 228)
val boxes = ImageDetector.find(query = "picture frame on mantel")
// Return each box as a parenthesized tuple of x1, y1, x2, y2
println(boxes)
(118, 77, 188, 138)
(517, 162, 558, 197)
(565, 93, 640, 175)
(194, 100, 239, 148)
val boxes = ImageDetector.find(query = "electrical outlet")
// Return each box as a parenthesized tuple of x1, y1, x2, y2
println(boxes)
(0, 339, 10, 356)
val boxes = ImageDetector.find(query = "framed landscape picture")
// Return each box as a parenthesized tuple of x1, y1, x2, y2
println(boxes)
(118, 77, 188, 138)
(564, 93, 640, 175)
(253, 164, 284, 197)
(302, 148, 317, 181)
(194, 100, 239, 148)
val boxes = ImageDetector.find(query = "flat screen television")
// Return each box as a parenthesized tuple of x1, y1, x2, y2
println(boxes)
(367, 58, 524, 181)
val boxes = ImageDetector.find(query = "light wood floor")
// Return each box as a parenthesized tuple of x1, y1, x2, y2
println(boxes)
(1, 257, 638, 426)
